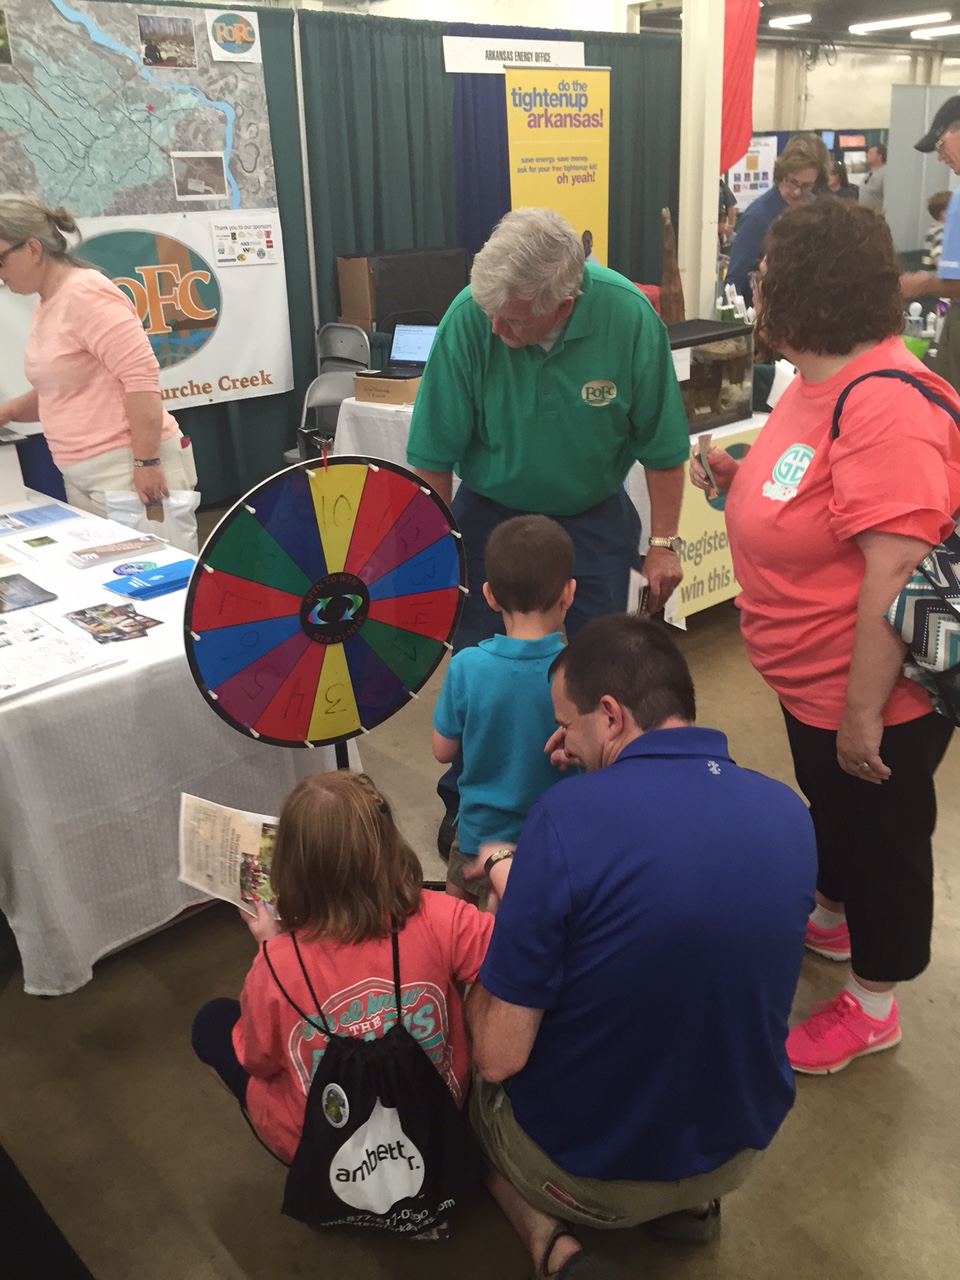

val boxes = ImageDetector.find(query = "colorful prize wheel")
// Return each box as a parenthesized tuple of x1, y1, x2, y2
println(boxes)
(184, 458, 466, 747)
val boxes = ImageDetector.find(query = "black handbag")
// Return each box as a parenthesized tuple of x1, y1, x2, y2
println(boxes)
(262, 927, 485, 1234)
(832, 368, 960, 725)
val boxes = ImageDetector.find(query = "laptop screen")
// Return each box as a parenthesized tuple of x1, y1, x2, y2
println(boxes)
(389, 324, 438, 366)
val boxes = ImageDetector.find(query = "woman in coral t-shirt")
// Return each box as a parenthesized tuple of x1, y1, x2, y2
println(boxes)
(192, 771, 493, 1169)
(693, 200, 960, 1076)
(0, 195, 196, 526)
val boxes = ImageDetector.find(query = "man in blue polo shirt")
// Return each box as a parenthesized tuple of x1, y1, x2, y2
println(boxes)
(902, 95, 960, 394)
(466, 615, 816, 1278)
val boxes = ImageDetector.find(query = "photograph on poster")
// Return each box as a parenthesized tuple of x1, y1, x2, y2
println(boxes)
(843, 149, 869, 186)
(138, 13, 197, 68)
(171, 152, 229, 201)
(0, 9, 11, 65)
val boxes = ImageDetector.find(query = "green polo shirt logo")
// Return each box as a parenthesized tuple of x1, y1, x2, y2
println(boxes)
(581, 380, 617, 406)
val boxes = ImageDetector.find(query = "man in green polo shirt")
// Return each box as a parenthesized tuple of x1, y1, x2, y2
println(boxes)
(408, 208, 689, 843)
(409, 207, 689, 628)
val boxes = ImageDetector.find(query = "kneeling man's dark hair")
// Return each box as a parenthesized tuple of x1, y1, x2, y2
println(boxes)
(552, 614, 696, 731)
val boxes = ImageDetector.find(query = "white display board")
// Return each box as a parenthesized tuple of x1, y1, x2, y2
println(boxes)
(727, 134, 779, 212)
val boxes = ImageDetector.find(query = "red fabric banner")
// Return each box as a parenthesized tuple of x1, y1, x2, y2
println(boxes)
(721, 0, 761, 173)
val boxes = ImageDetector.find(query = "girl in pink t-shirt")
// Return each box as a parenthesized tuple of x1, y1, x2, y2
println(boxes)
(191, 771, 492, 1167)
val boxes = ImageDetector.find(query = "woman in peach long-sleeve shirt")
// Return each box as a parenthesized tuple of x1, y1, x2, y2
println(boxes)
(0, 195, 197, 523)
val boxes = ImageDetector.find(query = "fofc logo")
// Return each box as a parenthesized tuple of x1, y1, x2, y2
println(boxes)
(81, 231, 221, 369)
(208, 10, 258, 59)
(581, 380, 617, 407)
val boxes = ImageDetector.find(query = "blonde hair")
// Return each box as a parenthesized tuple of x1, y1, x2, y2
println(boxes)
(471, 207, 584, 317)
(271, 772, 422, 944)
(0, 195, 85, 265)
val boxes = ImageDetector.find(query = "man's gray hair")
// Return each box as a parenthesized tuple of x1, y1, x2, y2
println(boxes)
(471, 208, 585, 317)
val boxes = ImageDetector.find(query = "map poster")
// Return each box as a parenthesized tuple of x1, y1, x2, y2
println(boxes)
(0, 0, 291, 408)
(504, 67, 610, 267)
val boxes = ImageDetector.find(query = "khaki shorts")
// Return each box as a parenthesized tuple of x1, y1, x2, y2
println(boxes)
(470, 1073, 763, 1229)
(446, 833, 492, 911)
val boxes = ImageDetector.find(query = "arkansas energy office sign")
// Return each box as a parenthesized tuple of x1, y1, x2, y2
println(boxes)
(79, 211, 293, 408)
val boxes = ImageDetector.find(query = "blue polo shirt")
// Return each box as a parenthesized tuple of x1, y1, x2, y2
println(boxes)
(480, 727, 816, 1182)
(939, 188, 960, 281)
(433, 632, 567, 855)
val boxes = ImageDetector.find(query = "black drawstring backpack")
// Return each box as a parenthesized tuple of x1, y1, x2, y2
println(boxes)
(261, 926, 485, 1234)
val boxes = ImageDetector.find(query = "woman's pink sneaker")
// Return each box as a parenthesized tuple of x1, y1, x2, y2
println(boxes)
(787, 992, 901, 1074)
(804, 918, 851, 961)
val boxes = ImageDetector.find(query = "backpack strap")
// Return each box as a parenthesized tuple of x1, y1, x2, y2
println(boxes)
(261, 926, 405, 1037)
(831, 368, 960, 439)
(262, 937, 335, 1039)
(390, 923, 402, 1016)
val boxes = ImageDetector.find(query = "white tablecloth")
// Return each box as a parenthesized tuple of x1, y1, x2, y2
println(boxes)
(0, 496, 358, 995)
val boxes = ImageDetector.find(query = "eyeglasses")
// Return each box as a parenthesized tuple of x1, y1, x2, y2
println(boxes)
(0, 240, 27, 269)
(782, 177, 816, 195)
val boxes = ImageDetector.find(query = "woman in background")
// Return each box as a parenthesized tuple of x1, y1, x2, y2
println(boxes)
(826, 160, 859, 201)
(725, 132, 830, 307)
(0, 195, 197, 527)
(693, 200, 960, 1076)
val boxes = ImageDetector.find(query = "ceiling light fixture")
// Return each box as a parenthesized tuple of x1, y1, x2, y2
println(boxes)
(912, 23, 960, 36)
(769, 13, 812, 28)
(849, 12, 950, 34)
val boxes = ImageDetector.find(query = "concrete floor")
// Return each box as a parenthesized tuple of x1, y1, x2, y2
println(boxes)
(1, 599, 959, 1278)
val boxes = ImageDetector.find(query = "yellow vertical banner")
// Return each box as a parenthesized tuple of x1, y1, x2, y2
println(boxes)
(504, 67, 610, 265)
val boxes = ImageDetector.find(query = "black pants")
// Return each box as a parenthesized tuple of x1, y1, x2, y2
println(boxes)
(782, 707, 953, 982)
(191, 998, 249, 1105)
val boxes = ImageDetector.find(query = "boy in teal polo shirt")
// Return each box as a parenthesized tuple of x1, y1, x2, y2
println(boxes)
(432, 516, 575, 902)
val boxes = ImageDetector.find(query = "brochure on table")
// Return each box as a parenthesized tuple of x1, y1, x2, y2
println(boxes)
(0, 495, 196, 702)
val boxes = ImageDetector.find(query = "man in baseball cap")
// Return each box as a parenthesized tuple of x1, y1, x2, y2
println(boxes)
(902, 95, 960, 392)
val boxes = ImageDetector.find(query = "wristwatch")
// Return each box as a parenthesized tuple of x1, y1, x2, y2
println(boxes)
(647, 535, 683, 554)
(133, 457, 162, 468)
(483, 848, 514, 877)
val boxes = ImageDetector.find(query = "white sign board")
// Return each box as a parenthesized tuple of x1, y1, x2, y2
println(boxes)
(442, 36, 585, 75)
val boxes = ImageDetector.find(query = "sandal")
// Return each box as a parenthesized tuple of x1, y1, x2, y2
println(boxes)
(537, 1222, 622, 1278)
(644, 1198, 721, 1244)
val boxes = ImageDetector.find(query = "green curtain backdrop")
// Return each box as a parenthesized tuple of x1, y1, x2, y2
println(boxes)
(95, 1, 315, 507)
(575, 30, 682, 287)
(297, 12, 459, 326)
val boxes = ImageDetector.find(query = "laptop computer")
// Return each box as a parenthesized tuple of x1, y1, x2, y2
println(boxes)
(375, 324, 438, 379)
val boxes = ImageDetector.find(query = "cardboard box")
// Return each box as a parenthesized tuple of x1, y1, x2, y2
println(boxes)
(338, 314, 376, 331)
(354, 373, 420, 406)
(337, 258, 376, 329)
(336, 248, 469, 330)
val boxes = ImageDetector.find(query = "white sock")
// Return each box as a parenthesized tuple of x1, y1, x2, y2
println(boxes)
(845, 976, 895, 1022)
(809, 904, 846, 930)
